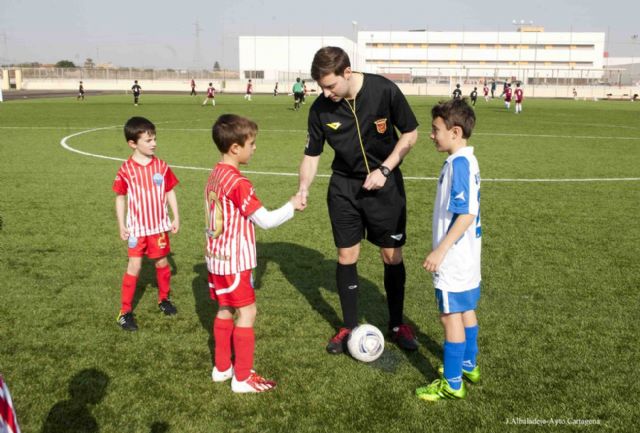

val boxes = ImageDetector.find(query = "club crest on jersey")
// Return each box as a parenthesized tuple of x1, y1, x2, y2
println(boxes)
(326, 122, 342, 130)
(157, 233, 167, 249)
(374, 118, 387, 134)
(128, 235, 138, 249)
(153, 173, 163, 186)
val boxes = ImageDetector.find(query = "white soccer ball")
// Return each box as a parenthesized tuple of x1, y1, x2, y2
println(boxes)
(347, 324, 385, 362)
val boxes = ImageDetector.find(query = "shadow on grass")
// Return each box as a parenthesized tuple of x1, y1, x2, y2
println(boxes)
(41, 368, 109, 433)
(191, 262, 216, 359)
(254, 241, 441, 380)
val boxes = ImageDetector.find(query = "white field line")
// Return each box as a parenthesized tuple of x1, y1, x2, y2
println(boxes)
(60, 126, 640, 182)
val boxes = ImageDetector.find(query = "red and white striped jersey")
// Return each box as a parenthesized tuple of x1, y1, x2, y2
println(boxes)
(205, 163, 262, 275)
(0, 375, 21, 433)
(113, 157, 179, 237)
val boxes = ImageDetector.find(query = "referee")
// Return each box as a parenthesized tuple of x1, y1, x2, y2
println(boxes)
(297, 46, 420, 354)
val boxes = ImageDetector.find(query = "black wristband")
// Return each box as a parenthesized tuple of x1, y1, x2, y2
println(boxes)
(379, 165, 391, 177)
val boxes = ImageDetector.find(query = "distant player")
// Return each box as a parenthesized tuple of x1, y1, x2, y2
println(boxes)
(483, 83, 489, 102)
(77, 81, 85, 101)
(131, 80, 142, 106)
(452, 84, 462, 100)
(244, 79, 253, 101)
(470, 87, 478, 106)
(202, 82, 216, 107)
(572, 88, 578, 100)
(273, 82, 279, 96)
(190, 78, 197, 96)
(206, 114, 303, 393)
(500, 80, 508, 97)
(503, 83, 512, 110)
(514, 83, 524, 113)
(113, 117, 180, 331)
(292, 77, 303, 111)
(416, 98, 481, 402)
(302, 80, 308, 104)
(490, 80, 496, 99)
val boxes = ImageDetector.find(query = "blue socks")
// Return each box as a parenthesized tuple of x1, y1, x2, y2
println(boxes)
(463, 325, 479, 371)
(443, 341, 465, 390)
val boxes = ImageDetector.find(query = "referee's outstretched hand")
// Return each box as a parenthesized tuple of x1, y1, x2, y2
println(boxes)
(295, 189, 308, 211)
(290, 193, 305, 211)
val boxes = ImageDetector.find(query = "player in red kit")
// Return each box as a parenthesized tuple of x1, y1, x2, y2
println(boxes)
(514, 82, 524, 113)
(206, 114, 303, 393)
(190, 78, 197, 96)
(244, 79, 253, 101)
(503, 83, 512, 110)
(483, 83, 489, 102)
(202, 82, 216, 106)
(113, 117, 180, 331)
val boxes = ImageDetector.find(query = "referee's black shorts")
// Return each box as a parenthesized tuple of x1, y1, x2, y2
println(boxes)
(327, 171, 407, 249)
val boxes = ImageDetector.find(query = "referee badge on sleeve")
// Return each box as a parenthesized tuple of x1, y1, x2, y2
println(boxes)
(374, 118, 387, 134)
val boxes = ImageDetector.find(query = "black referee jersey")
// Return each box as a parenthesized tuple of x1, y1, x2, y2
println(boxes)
(305, 73, 418, 179)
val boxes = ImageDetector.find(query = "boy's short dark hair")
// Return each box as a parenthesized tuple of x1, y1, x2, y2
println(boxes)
(124, 116, 156, 142)
(212, 114, 258, 153)
(431, 99, 476, 139)
(311, 46, 351, 81)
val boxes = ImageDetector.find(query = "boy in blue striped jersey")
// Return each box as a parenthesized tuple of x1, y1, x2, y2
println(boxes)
(417, 98, 482, 401)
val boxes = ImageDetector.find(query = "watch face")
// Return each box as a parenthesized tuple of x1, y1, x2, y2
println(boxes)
(380, 166, 391, 177)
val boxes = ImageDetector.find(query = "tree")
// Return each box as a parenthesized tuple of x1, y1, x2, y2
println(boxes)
(55, 60, 76, 68)
(213, 61, 221, 71)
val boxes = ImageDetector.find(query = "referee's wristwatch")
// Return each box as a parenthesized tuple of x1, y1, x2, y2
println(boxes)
(379, 165, 392, 178)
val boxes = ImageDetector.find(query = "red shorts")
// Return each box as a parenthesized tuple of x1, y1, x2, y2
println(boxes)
(208, 270, 255, 307)
(127, 232, 171, 259)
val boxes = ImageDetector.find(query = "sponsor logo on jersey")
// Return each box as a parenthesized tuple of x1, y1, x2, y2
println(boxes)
(153, 173, 163, 186)
(390, 233, 404, 241)
(348, 284, 358, 290)
(326, 122, 342, 130)
(374, 118, 387, 134)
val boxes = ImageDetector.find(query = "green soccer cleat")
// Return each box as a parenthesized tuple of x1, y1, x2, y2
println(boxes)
(416, 378, 467, 402)
(437, 365, 481, 384)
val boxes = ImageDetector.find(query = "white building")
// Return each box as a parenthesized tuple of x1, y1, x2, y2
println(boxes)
(238, 36, 355, 82)
(239, 28, 606, 85)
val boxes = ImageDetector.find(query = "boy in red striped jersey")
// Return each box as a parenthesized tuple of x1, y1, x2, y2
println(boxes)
(113, 117, 180, 331)
(206, 114, 303, 393)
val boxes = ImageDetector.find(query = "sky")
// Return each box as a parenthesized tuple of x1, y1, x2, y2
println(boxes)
(0, 0, 638, 69)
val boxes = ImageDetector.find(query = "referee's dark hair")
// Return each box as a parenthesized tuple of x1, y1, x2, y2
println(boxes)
(212, 114, 258, 153)
(311, 46, 351, 81)
(431, 98, 476, 139)
(124, 116, 156, 142)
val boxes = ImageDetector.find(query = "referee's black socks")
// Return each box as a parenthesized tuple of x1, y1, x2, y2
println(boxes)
(384, 261, 406, 330)
(336, 263, 359, 329)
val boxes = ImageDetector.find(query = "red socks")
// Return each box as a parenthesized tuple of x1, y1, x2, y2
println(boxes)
(156, 265, 171, 302)
(213, 318, 234, 372)
(232, 327, 255, 381)
(120, 273, 138, 313)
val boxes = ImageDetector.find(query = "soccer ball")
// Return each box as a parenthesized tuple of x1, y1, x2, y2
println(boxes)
(347, 324, 385, 363)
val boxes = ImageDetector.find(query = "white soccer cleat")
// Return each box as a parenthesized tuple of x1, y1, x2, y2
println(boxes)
(231, 371, 276, 393)
(211, 366, 233, 382)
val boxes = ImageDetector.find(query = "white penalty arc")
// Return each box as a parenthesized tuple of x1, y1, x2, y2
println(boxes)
(60, 126, 640, 183)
